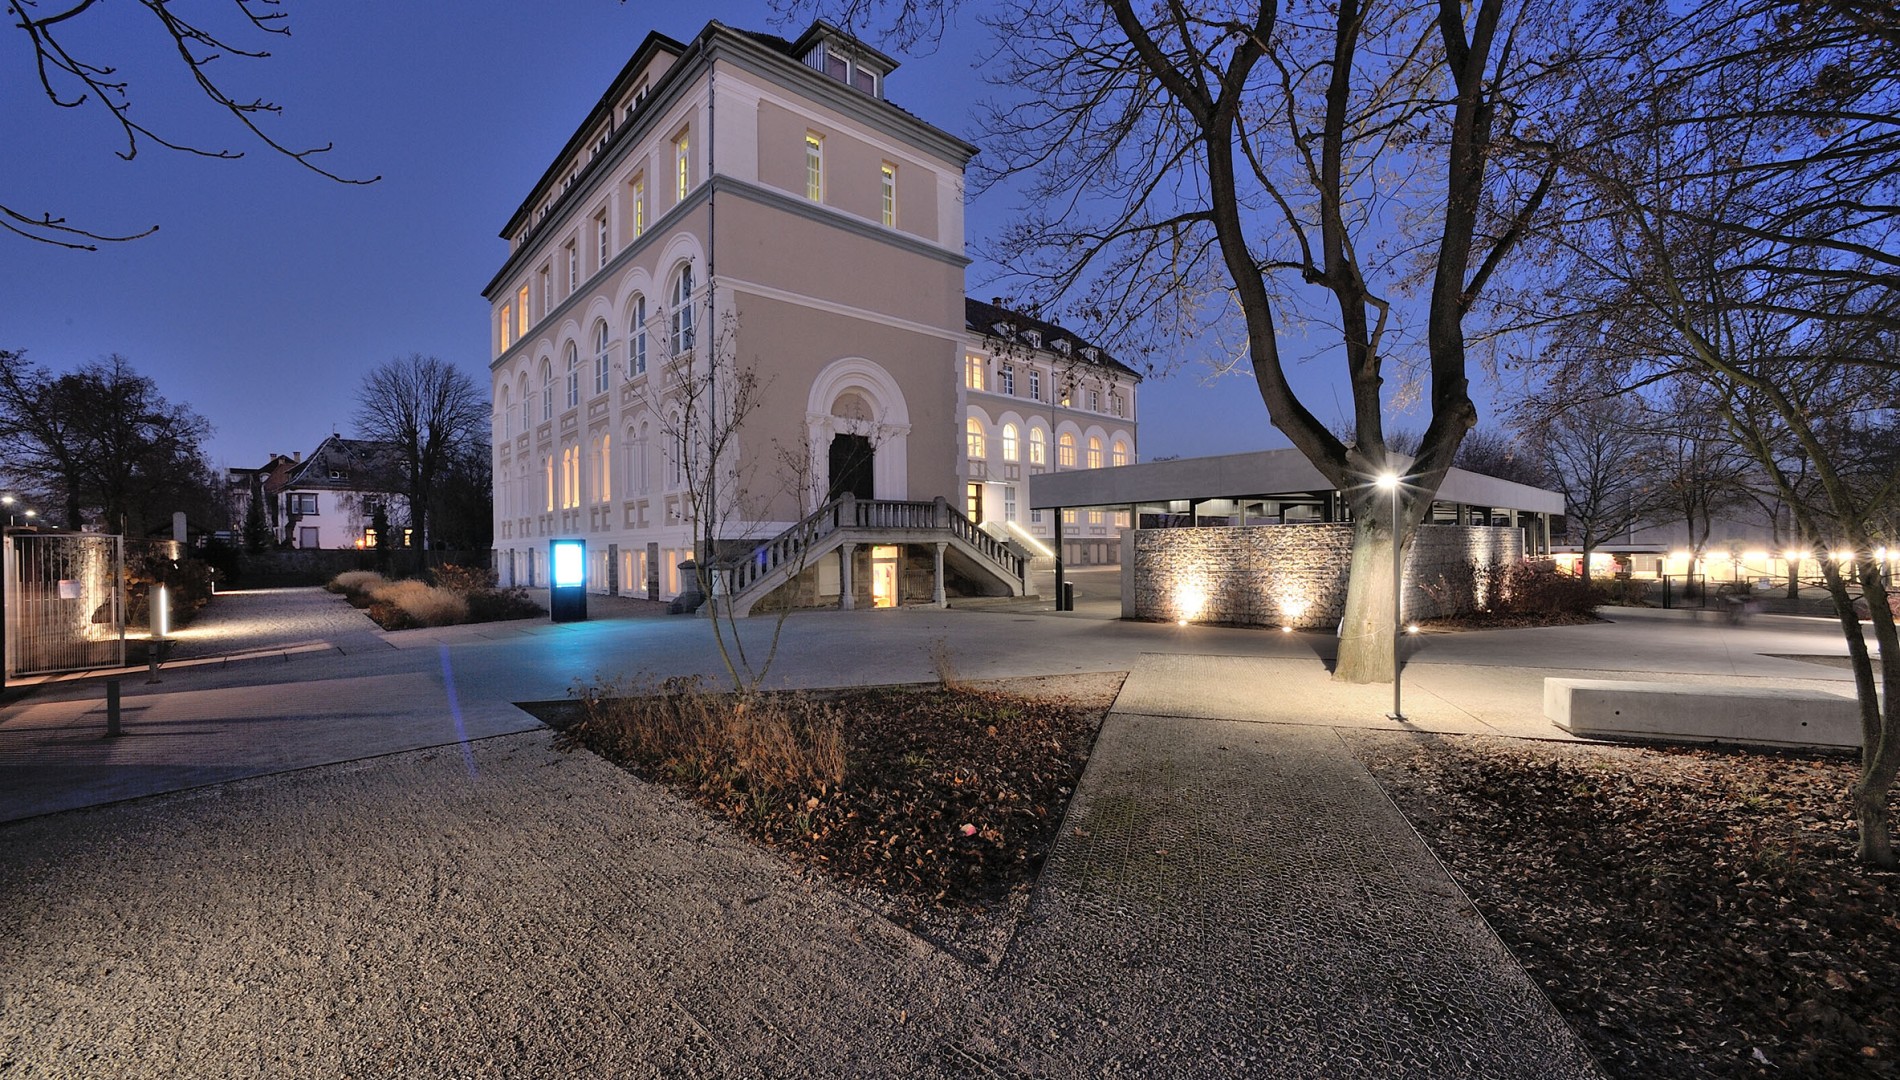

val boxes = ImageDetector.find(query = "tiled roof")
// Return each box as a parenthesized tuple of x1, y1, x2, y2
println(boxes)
(964, 297, 1143, 380)
(282, 436, 403, 492)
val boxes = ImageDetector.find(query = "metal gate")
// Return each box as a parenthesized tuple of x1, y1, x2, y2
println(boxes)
(3, 532, 125, 677)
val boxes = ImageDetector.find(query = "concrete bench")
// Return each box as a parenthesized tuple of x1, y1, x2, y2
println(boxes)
(1543, 678, 1861, 749)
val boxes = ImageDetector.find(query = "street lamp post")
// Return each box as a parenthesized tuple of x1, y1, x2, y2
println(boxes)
(1376, 472, 1405, 721)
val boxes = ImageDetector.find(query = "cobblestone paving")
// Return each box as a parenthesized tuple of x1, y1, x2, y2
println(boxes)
(167, 586, 389, 660)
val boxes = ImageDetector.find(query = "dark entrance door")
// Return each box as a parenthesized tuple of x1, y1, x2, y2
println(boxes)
(828, 434, 874, 500)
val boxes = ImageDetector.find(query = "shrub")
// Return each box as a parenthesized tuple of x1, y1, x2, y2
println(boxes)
(1422, 559, 1481, 615)
(571, 677, 844, 801)
(432, 563, 498, 593)
(1595, 576, 1654, 607)
(465, 586, 544, 622)
(367, 579, 468, 627)
(329, 570, 388, 597)
(1498, 559, 1599, 617)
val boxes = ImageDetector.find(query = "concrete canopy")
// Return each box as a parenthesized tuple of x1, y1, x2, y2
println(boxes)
(1028, 448, 1564, 515)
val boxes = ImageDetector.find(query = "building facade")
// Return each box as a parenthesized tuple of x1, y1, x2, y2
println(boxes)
(486, 20, 982, 600)
(959, 298, 1141, 566)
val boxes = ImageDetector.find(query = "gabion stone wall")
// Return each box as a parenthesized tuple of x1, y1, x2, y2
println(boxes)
(1126, 524, 1524, 628)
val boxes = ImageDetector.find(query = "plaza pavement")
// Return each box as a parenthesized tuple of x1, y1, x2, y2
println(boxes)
(0, 582, 1867, 1076)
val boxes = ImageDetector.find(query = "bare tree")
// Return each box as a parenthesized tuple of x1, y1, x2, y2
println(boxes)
(353, 354, 487, 554)
(834, 0, 1563, 682)
(5, 0, 376, 249)
(1528, 0, 1900, 864)
(0, 350, 216, 533)
(1518, 396, 1652, 584)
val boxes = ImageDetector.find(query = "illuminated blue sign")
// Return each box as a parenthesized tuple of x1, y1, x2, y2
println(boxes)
(551, 539, 586, 587)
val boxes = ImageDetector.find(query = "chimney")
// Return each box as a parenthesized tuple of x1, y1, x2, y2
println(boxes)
(293, 451, 302, 462)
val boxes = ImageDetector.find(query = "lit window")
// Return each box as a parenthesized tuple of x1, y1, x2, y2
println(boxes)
(670, 263, 695, 355)
(541, 360, 553, 420)
(596, 211, 609, 270)
(1089, 510, 1103, 525)
(1115, 510, 1130, 528)
(965, 355, 985, 391)
(599, 433, 611, 502)
(1028, 368, 1041, 401)
(543, 454, 553, 511)
(1062, 508, 1077, 525)
(1029, 428, 1047, 465)
(880, 163, 896, 226)
(966, 482, 984, 521)
(629, 295, 647, 377)
(966, 417, 986, 459)
(1002, 424, 1018, 462)
(631, 176, 646, 236)
(674, 131, 691, 200)
(1087, 436, 1102, 469)
(565, 342, 579, 409)
(593, 321, 610, 395)
(806, 132, 824, 201)
(500, 304, 513, 351)
(1058, 432, 1077, 468)
(517, 286, 529, 336)
(565, 242, 577, 292)
(998, 364, 1014, 396)
(1060, 384, 1072, 407)
(1112, 440, 1129, 467)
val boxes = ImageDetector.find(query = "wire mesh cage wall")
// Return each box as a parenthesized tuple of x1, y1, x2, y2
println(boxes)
(3, 532, 125, 677)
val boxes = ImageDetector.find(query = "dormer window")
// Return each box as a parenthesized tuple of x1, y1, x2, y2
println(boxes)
(1082, 347, 1100, 362)
(1024, 330, 1042, 349)
(812, 45, 882, 96)
(1052, 339, 1072, 356)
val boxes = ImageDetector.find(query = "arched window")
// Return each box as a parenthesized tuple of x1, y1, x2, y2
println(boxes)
(564, 342, 579, 409)
(518, 374, 530, 429)
(628, 295, 647, 377)
(593, 321, 610, 395)
(669, 420, 686, 489)
(1112, 439, 1129, 467)
(635, 420, 651, 494)
(670, 263, 696, 355)
(1058, 432, 1077, 468)
(540, 360, 553, 420)
(1029, 427, 1047, 466)
(1001, 423, 1018, 462)
(1087, 436, 1103, 469)
(497, 385, 512, 439)
(966, 417, 986, 459)
(542, 454, 554, 511)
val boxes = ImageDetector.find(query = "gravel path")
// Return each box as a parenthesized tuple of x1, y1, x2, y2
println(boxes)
(0, 712, 1602, 1078)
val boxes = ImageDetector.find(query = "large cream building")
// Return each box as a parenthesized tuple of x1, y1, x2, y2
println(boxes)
(486, 19, 1138, 604)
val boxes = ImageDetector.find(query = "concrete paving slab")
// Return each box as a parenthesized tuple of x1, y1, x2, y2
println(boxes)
(1001, 714, 1602, 1078)
(0, 671, 538, 822)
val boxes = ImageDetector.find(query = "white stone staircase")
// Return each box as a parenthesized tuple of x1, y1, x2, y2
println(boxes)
(713, 494, 1030, 617)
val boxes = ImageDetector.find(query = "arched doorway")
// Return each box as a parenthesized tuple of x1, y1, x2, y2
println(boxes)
(806, 358, 911, 509)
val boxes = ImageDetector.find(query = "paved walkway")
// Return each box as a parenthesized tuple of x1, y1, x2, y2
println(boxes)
(0, 586, 1869, 1076)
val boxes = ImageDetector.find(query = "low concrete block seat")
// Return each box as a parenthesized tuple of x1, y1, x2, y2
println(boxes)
(1543, 678, 1861, 749)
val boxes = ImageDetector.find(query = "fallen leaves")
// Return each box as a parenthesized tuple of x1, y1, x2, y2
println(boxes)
(1356, 733, 1899, 1080)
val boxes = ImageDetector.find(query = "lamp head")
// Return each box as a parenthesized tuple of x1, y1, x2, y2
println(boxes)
(1375, 472, 1399, 491)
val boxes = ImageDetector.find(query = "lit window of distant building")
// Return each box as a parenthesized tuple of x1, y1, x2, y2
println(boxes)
(631, 175, 646, 237)
(1029, 428, 1047, 465)
(880, 163, 896, 226)
(966, 418, 986, 459)
(500, 304, 513, 351)
(1001, 424, 1018, 462)
(1087, 436, 1102, 469)
(1112, 439, 1129, 467)
(516, 286, 529, 336)
(1058, 432, 1077, 468)
(965, 355, 985, 391)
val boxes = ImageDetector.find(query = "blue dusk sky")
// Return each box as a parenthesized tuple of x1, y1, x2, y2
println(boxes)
(2, 0, 1449, 474)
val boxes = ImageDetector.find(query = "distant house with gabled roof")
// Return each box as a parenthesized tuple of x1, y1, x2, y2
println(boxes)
(277, 435, 408, 549)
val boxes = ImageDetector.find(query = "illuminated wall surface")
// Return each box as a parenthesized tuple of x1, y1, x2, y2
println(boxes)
(1130, 524, 1524, 628)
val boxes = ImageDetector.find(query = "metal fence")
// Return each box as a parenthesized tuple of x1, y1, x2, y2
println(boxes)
(3, 531, 125, 677)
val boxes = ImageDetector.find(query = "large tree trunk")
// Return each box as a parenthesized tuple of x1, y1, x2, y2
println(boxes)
(1334, 513, 1407, 684)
